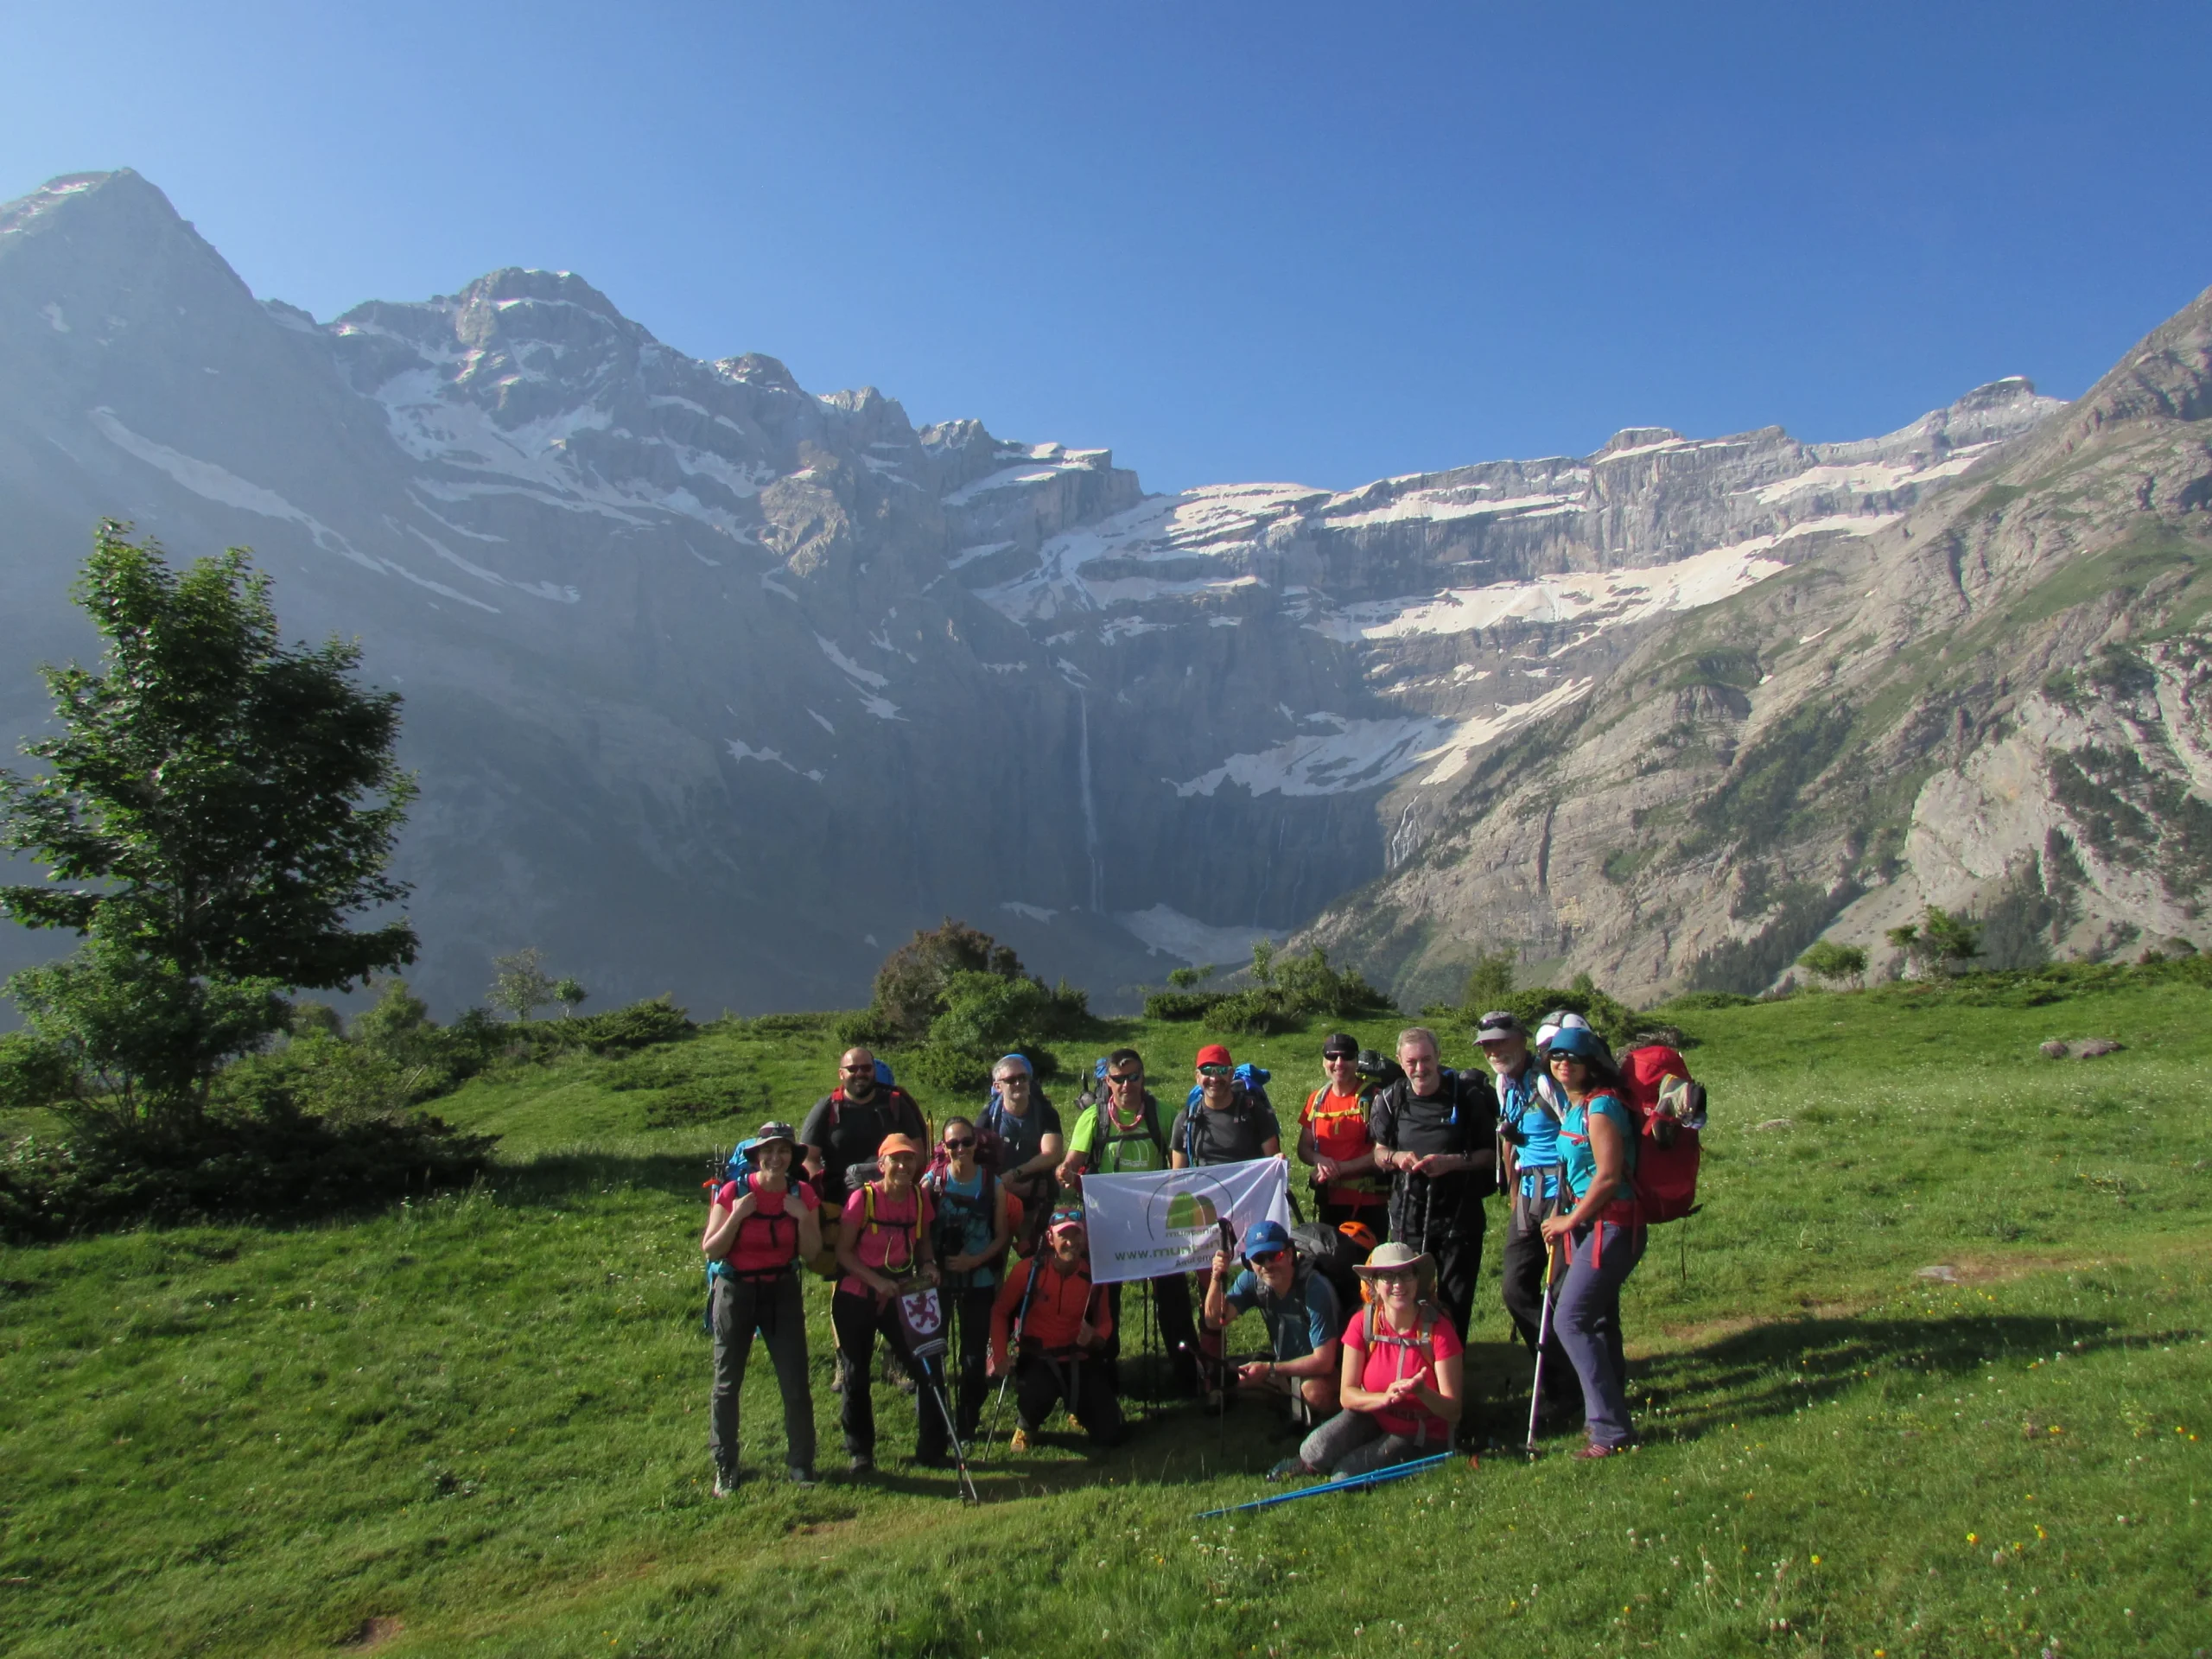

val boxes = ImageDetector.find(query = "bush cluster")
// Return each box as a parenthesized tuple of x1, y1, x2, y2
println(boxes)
(0, 1102, 493, 1243)
(1145, 942, 1396, 1034)
(839, 920, 1092, 1090)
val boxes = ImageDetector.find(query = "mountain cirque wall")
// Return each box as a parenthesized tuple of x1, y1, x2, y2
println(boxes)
(0, 167, 2108, 1015)
(1301, 284, 2212, 1008)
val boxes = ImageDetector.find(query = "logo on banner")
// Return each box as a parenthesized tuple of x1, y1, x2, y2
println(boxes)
(1149, 1178, 1230, 1243)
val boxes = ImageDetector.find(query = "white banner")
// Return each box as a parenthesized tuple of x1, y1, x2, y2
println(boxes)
(1079, 1157, 1292, 1284)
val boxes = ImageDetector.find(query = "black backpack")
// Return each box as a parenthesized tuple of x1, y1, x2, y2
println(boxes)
(1288, 1219, 1370, 1314)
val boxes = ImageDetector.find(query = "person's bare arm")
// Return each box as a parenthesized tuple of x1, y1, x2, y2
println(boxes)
(1202, 1250, 1235, 1331)
(793, 1195, 822, 1261)
(1338, 1338, 1383, 1413)
(1542, 1109, 1628, 1245)
(702, 1188, 754, 1259)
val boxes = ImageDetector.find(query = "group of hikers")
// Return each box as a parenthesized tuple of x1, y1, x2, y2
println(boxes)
(699, 1009, 1701, 1495)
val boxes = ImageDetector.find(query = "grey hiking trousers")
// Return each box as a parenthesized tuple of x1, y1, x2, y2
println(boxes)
(709, 1270, 817, 1477)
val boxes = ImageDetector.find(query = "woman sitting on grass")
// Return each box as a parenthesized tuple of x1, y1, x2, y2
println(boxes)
(1279, 1241, 1461, 1478)
(1539, 1024, 1643, 1459)
(701, 1121, 822, 1492)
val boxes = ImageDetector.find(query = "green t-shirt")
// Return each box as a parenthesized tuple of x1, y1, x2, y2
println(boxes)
(1070, 1095, 1167, 1173)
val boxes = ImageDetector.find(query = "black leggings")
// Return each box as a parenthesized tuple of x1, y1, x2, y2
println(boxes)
(831, 1287, 931, 1460)
(1014, 1347, 1123, 1446)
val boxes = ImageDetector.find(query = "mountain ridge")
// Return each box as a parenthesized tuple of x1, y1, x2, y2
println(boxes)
(4, 167, 2138, 1016)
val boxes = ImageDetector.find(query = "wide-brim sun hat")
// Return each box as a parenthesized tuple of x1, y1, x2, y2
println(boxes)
(1354, 1241, 1435, 1287)
(746, 1121, 798, 1154)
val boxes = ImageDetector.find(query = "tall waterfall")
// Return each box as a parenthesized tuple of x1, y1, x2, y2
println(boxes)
(1077, 695, 1104, 912)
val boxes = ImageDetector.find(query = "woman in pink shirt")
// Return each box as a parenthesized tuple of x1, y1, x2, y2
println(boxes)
(831, 1133, 939, 1473)
(1278, 1241, 1463, 1479)
(701, 1121, 823, 1491)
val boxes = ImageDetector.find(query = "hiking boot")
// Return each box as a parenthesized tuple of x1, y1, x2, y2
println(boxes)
(1573, 1440, 1631, 1460)
(1266, 1457, 1316, 1483)
(711, 1466, 743, 1497)
(785, 1467, 818, 1489)
(847, 1452, 874, 1474)
(1009, 1427, 1033, 1452)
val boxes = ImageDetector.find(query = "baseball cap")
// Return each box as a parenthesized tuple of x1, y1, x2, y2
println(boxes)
(1473, 1010, 1526, 1043)
(1195, 1043, 1234, 1068)
(1241, 1218, 1293, 1257)
(876, 1133, 925, 1158)
(1321, 1032, 1359, 1058)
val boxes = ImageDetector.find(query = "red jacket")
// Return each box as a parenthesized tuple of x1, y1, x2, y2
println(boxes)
(991, 1254, 1112, 1361)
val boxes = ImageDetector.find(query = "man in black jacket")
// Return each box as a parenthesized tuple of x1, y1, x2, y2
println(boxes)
(1367, 1026, 1497, 1349)
(800, 1048, 929, 1212)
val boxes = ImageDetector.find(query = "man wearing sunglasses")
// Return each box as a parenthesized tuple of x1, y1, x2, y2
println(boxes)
(1300, 1033, 1389, 1232)
(1169, 1043, 1281, 1400)
(1368, 1027, 1497, 1365)
(1201, 1218, 1341, 1428)
(1058, 1050, 1201, 1395)
(801, 1046, 930, 1217)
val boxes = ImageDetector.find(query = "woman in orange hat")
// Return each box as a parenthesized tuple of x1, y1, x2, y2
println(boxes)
(832, 1134, 940, 1472)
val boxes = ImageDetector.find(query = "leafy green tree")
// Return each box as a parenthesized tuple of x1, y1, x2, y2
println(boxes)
(1461, 946, 1516, 1010)
(550, 976, 588, 1018)
(488, 947, 556, 1021)
(1885, 906, 1983, 976)
(0, 524, 417, 1122)
(1166, 963, 1217, 990)
(1796, 940, 1868, 988)
(868, 918, 1027, 1043)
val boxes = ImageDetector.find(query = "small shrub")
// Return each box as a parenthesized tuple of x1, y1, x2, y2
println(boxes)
(1145, 990, 1230, 1021)
(569, 996, 695, 1053)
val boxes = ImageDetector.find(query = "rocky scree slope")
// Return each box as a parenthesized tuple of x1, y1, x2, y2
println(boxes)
(1300, 284, 2212, 1007)
(0, 168, 2065, 1013)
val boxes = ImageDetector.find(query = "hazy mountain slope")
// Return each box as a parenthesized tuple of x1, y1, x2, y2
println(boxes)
(0, 169, 2068, 1013)
(1300, 285, 2212, 1006)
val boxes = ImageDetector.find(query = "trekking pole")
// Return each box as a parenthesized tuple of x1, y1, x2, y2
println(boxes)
(1196, 1451, 1456, 1518)
(979, 1254, 1042, 1459)
(1524, 1228, 1561, 1459)
(925, 1363, 981, 1503)
(1214, 1217, 1236, 1457)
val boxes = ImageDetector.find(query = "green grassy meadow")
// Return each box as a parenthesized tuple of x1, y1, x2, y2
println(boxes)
(3, 982, 2209, 1656)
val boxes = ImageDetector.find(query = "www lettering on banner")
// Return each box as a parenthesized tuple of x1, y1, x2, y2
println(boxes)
(1078, 1157, 1292, 1284)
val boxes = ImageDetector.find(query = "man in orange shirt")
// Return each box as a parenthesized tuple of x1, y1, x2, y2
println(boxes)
(1299, 1032, 1389, 1233)
(988, 1206, 1122, 1450)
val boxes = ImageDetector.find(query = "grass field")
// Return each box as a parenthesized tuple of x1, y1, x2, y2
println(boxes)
(3, 980, 2209, 1656)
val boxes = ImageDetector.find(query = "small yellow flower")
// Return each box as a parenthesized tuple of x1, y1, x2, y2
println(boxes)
(1810, 1554, 1821, 1565)
(1966, 1532, 1978, 1544)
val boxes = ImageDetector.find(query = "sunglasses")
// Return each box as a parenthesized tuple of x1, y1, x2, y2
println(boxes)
(1198, 1064, 1234, 1078)
(1249, 1249, 1287, 1266)
(1549, 1052, 1588, 1065)
(1107, 1072, 1144, 1087)
(996, 1075, 1031, 1087)
(943, 1136, 976, 1150)
(1324, 1051, 1358, 1063)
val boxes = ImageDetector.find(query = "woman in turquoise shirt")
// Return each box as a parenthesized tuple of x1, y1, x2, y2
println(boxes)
(1538, 1025, 1643, 1456)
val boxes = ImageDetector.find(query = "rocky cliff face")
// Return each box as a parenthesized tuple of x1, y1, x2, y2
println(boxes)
(1302, 286, 2212, 1005)
(0, 168, 2103, 1015)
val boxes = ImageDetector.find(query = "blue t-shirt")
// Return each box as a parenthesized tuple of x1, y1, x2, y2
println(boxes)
(1496, 1064, 1562, 1201)
(931, 1167, 1000, 1288)
(1227, 1267, 1341, 1363)
(1560, 1091, 1637, 1205)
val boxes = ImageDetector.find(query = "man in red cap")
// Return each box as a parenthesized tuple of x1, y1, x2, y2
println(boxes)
(1169, 1042, 1281, 1400)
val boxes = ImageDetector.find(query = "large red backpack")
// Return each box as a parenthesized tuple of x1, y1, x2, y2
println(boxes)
(1616, 1046, 1707, 1224)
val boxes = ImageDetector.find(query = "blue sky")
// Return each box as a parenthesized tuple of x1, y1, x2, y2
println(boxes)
(4, 1, 2209, 493)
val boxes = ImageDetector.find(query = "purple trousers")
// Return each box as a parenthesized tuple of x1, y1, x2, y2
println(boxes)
(1553, 1217, 1643, 1448)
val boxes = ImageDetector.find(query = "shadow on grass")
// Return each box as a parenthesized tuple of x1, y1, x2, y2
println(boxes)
(1628, 1313, 2190, 1441)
